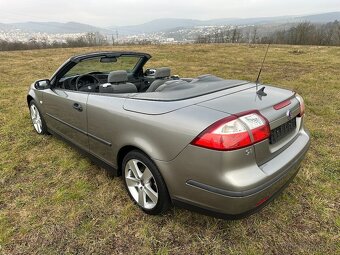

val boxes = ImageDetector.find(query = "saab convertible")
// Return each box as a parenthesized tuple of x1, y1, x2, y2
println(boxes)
(27, 51, 310, 219)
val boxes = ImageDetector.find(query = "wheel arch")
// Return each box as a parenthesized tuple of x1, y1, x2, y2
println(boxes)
(116, 145, 166, 178)
(27, 95, 34, 106)
(117, 145, 145, 176)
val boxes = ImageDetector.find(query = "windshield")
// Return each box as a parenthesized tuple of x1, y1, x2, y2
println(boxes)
(64, 55, 141, 77)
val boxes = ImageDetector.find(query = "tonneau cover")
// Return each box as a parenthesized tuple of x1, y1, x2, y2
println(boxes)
(130, 80, 250, 101)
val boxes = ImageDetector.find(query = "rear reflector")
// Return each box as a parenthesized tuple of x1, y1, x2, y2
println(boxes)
(191, 110, 270, 151)
(273, 99, 291, 110)
(256, 196, 270, 206)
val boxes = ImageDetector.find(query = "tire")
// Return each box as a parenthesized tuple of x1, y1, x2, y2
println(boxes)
(29, 100, 48, 135)
(122, 150, 171, 215)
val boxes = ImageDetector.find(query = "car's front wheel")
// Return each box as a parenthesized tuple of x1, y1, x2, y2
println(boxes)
(122, 150, 171, 215)
(29, 101, 48, 135)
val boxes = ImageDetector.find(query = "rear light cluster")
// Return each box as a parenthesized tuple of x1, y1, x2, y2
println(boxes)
(191, 111, 270, 151)
(295, 94, 305, 117)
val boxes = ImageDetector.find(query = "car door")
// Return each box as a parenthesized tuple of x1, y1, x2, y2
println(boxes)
(43, 88, 89, 151)
(86, 93, 127, 167)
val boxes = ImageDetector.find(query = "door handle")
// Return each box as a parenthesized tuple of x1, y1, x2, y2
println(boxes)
(73, 102, 83, 112)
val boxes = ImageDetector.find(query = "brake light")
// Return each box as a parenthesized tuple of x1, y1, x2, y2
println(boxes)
(296, 94, 305, 117)
(191, 111, 270, 151)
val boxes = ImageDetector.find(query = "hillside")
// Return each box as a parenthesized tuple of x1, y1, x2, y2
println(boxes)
(0, 21, 111, 34)
(112, 12, 340, 35)
(1, 11, 339, 35)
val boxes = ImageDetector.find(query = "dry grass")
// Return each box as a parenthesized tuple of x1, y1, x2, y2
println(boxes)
(0, 44, 339, 254)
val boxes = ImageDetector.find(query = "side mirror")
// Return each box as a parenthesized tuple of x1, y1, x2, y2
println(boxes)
(35, 79, 50, 90)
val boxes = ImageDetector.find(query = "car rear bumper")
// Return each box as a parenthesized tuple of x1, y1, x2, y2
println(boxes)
(155, 127, 310, 218)
(173, 168, 301, 219)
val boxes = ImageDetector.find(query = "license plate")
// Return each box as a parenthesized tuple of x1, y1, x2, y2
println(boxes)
(270, 118, 296, 144)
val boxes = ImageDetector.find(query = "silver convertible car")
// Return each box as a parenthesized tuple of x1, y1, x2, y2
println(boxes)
(27, 51, 310, 219)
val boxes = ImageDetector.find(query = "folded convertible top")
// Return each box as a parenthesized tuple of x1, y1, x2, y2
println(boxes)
(130, 79, 250, 101)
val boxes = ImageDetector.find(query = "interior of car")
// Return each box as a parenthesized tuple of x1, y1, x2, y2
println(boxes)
(55, 55, 224, 94)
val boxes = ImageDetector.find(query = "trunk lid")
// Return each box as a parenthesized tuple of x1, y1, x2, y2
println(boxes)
(197, 83, 301, 165)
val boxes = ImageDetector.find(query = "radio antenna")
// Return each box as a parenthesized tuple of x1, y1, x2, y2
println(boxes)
(255, 43, 270, 94)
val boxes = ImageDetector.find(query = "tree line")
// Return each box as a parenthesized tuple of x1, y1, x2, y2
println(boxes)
(195, 21, 340, 46)
(1, 21, 340, 51)
(0, 32, 109, 51)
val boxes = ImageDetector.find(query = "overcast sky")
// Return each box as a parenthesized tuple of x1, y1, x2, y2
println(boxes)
(0, 0, 339, 27)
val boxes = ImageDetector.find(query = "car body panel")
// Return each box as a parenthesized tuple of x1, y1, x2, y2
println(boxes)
(197, 84, 295, 123)
(87, 95, 229, 165)
(154, 126, 310, 215)
(43, 89, 89, 151)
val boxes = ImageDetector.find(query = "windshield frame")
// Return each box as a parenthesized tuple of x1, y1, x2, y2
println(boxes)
(62, 55, 142, 78)
(50, 52, 151, 88)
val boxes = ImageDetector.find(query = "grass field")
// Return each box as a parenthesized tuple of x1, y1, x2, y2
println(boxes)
(0, 44, 339, 254)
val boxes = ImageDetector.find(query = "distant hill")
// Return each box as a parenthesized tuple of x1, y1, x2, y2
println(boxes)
(1, 12, 339, 35)
(109, 17, 278, 35)
(0, 21, 112, 34)
(0, 23, 15, 31)
(293, 12, 340, 23)
(109, 18, 203, 35)
(111, 12, 340, 35)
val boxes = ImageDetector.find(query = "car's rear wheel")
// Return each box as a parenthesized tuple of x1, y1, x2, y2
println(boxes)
(122, 150, 171, 215)
(29, 101, 48, 135)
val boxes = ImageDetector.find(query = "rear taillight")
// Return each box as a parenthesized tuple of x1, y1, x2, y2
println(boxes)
(191, 111, 270, 151)
(296, 94, 305, 117)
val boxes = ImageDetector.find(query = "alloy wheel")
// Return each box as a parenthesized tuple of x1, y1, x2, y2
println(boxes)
(30, 104, 43, 133)
(124, 159, 159, 209)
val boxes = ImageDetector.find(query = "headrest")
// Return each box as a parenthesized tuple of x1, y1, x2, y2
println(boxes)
(155, 67, 171, 79)
(108, 70, 128, 83)
(99, 83, 137, 94)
